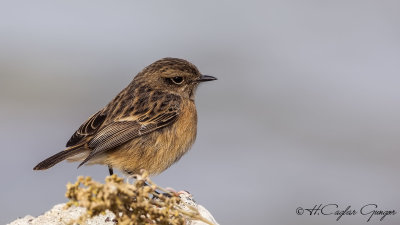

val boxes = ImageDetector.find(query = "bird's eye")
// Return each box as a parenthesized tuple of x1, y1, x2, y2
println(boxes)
(170, 76, 184, 84)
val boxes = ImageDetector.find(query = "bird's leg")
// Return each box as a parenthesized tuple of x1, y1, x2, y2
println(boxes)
(125, 171, 170, 198)
(108, 165, 114, 175)
(145, 182, 173, 198)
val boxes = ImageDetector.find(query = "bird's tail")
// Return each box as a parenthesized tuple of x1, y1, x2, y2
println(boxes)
(33, 145, 85, 170)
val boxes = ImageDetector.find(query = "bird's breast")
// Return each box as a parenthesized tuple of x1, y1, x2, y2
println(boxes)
(106, 100, 198, 175)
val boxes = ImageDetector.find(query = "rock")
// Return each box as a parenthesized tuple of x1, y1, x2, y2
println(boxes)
(178, 191, 219, 225)
(8, 194, 219, 225)
(8, 204, 115, 225)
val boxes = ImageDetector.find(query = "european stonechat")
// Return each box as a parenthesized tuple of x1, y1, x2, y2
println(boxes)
(33, 57, 216, 175)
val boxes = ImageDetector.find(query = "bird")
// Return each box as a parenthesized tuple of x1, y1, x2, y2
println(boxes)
(33, 57, 216, 176)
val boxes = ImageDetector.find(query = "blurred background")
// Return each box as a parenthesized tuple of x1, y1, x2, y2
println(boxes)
(1, 1, 400, 224)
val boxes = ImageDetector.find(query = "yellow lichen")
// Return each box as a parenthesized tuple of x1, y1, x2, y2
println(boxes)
(65, 170, 213, 225)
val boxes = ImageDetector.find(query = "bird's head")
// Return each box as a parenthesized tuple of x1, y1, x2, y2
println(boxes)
(135, 58, 217, 100)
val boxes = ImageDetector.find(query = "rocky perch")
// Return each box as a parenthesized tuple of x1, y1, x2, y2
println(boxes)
(8, 172, 218, 225)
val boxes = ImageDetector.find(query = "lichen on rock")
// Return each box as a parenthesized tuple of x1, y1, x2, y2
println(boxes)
(8, 170, 218, 225)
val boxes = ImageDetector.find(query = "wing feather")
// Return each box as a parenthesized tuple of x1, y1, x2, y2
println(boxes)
(78, 94, 181, 167)
(66, 110, 107, 147)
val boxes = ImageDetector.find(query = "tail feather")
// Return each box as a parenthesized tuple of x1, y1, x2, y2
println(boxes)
(33, 146, 84, 170)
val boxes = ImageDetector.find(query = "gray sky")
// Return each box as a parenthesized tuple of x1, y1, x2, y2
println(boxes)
(1, 1, 400, 224)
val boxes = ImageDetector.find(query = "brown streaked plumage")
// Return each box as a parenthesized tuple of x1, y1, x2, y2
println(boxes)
(33, 57, 216, 175)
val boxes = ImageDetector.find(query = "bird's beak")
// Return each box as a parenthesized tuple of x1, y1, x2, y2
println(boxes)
(197, 75, 217, 82)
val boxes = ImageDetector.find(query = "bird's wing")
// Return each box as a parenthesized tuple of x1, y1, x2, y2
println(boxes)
(78, 94, 181, 167)
(66, 110, 107, 147)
